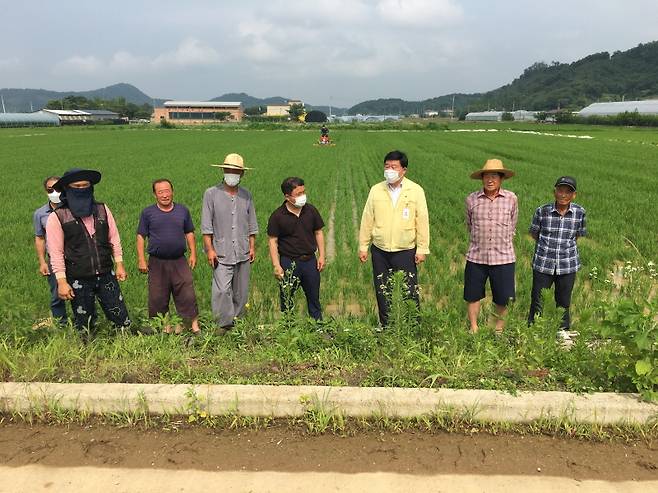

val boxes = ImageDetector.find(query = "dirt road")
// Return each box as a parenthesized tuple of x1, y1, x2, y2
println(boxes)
(0, 423, 655, 492)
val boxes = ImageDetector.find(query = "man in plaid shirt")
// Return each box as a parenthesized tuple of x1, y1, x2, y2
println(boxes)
(528, 176, 586, 337)
(464, 159, 518, 333)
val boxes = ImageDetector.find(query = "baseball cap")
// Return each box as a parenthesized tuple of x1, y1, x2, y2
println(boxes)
(554, 176, 577, 191)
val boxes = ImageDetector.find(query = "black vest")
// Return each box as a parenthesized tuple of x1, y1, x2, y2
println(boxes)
(54, 203, 114, 279)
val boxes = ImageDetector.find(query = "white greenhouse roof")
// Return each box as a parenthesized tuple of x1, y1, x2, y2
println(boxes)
(164, 101, 242, 108)
(578, 100, 658, 116)
(0, 111, 60, 125)
(466, 111, 504, 117)
(43, 109, 90, 116)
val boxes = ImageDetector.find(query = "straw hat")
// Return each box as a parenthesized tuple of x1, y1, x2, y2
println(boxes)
(211, 153, 253, 170)
(470, 159, 514, 179)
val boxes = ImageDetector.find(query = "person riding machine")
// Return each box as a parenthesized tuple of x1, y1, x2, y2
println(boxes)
(319, 125, 331, 145)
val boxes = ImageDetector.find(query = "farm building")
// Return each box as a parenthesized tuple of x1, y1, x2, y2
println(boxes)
(153, 101, 243, 124)
(41, 109, 122, 125)
(0, 111, 61, 128)
(266, 100, 304, 117)
(578, 100, 658, 116)
(83, 109, 121, 122)
(465, 111, 503, 121)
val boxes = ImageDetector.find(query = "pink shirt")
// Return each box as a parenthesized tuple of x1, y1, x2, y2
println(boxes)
(465, 188, 518, 265)
(46, 205, 123, 278)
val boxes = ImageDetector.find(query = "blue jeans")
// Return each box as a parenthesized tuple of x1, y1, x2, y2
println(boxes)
(47, 272, 67, 324)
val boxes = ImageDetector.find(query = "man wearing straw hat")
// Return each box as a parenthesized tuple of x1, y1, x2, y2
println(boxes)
(202, 153, 258, 331)
(464, 159, 518, 333)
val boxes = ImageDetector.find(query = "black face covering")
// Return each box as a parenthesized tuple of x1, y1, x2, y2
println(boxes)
(65, 186, 94, 217)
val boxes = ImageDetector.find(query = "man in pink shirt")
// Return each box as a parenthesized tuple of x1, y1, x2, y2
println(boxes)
(464, 159, 518, 334)
(46, 168, 147, 340)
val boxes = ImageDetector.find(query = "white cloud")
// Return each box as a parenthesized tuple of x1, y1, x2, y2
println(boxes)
(52, 38, 220, 78)
(0, 57, 21, 70)
(109, 51, 144, 71)
(376, 0, 463, 26)
(152, 38, 220, 68)
(54, 55, 103, 75)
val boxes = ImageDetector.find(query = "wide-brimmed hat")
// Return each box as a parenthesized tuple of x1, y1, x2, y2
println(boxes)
(470, 159, 515, 180)
(53, 168, 102, 191)
(211, 153, 252, 170)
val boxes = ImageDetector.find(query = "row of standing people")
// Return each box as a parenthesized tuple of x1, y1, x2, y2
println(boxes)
(33, 151, 585, 340)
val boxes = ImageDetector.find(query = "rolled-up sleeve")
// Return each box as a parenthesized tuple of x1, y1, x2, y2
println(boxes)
(578, 210, 587, 237)
(529, 207, 541, 235)
(247, 196, 258, 235)
(201, 189, 214, 235)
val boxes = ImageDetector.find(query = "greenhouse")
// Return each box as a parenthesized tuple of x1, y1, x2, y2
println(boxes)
(465, 111, 503, 121)
(578, 100, 658, 117)
(0, 111, 61, 128)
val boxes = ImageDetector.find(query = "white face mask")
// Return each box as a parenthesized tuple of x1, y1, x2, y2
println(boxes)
(47, 191, 61, 204)
(224, 174, 241, 187)
(384, 169, 400, 184)
(293, 194, 307, 208)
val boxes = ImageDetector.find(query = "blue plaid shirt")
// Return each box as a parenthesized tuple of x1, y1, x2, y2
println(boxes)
(529, 202, 586, 275)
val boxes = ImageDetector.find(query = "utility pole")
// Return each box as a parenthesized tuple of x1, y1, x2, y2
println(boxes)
(451, 94, 455, 121)
(1, 94, 5, 113)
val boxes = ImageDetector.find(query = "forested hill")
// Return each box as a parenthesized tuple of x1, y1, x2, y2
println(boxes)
(348, 41, 658, 114)
(480, 41, 658, 111)
(347, 94, 482, 116)
(0, 83, 163, 113)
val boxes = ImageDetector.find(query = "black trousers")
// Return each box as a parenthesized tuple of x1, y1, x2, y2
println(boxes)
(279, 255, 322, 320)
(371, 245, 418, 327)
(69, 272, 132, 334)
(528, 269, 576, 329)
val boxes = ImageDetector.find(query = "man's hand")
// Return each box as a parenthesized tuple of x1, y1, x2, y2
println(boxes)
(39, 261, 50, 276)
(249, 246, 256, 263)
(138, 258, 148, 274)
(317, 255, 325, 272)
(188, 254, 197, 270)
(57, 280, 74, 300)
(116, 263, 128, 281)
(273, 265, 284, 280)
(206, 249, 218, 268)
(359, 251, 368, 263)
(415, 253, 426, 265)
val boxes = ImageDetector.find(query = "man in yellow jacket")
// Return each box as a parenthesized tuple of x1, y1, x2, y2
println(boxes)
(358, 150, 430, 327)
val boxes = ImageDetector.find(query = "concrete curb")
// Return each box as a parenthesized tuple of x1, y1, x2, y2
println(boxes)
(1, 382, 657, 425)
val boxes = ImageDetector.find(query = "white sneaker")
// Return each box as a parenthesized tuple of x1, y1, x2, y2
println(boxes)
(557, 330, 574, 349)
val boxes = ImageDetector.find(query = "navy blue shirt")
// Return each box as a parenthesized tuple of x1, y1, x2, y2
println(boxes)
(137, 203, 194, 259)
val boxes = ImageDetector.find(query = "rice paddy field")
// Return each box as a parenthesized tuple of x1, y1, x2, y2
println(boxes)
(1, 123, 656, 395)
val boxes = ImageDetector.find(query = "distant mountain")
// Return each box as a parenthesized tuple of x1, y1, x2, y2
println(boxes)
(211, 92, 347, 115)
(0, 83, 165, 112)
(348, 94, 481, 116)
(348, 40, 658, 114)
(211, 92, 288, 108)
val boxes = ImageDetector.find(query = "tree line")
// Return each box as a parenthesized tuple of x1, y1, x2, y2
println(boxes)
(45, 96, 153, 119)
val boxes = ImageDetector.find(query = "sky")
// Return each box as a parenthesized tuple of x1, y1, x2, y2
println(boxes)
(2, 0, 658, 107)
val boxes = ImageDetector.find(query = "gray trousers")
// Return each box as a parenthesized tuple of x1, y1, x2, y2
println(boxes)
(211, 260, 251, 327)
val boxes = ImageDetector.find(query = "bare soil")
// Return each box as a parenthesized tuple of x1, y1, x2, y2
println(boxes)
(0, 423, 656, 481)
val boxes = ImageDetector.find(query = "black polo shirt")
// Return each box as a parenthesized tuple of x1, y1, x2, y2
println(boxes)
(267, 202, 324, 258)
